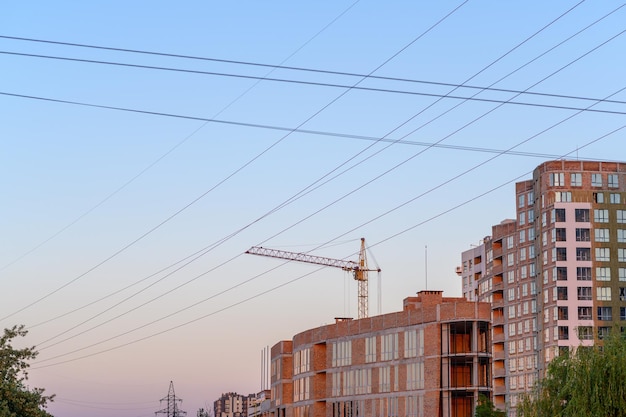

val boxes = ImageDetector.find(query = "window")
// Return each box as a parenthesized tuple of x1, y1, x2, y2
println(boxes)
(555, 192, 572, 202)
(576, 209, 590, 222)
(520, 265, 528, 279)
(620, 268, 626, 281)
(381, 333, 398, 361)
(611, 193, 621, 204)
(507, 253, 515, 266)
(576, 247, 590, 261)
(592, 173, 603, 187)
(366, 336, 377, 363)
(528, 191, 534, 205)
(556, 247, 567, 261)
(404, 329, 423, 358)
(550, 172, 565, 186)
(622, 307, 626, 321)
(529, 228, 535, 241)
(519, 230, 525, 243)
(597, 287, 611, 301)
(558, 326, 569, 340)
(598, 327, 611, 339)
(507, 270, 515, 284)
(571, 172, 582, 186)
(519, 211, 526, 225)
(578, 306, 592, 320)
(618, 230, 626, 243)
(594, 192, 604, 203)
(620, 248, 626, 262)
(542, 212, 547, 227)
(530, 263, 536, 277)
(529, 246, 535, 259)
(554, 208, 566, 222)
(528, 209, 535, 223)
(518, 194, 525, 208)
(557, 287, 568, 300)
(558, 306, 568, 320)
(596, 267, 611, 281)
(598, 306, 612, 321)
(507, 236, 514, 249)
(508, 288, 516, 301)
(332, 341, 352, 367)
(595, 228, 610, 242)
(577, 267, 592, 280)
(594, 209, 609, 223)
(555, 228, 566, 241)
(556, 267, 567, 280)
(618, 210, 626, 224)
(608, 174, 619, 188)
(520, 248, 527, 261)
(577, 287, 592, 300)
(620, 287, 626, 301)
(578, 326, 593, 340)
(596, 247, 611, 262)
(576, 228, 590, 241)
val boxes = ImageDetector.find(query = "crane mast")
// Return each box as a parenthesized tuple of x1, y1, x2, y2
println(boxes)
(245, 238, 379, 319)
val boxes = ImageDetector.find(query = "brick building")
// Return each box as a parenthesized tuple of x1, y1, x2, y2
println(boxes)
(269, 290, 492, 417)
(460, 159, 626, 414)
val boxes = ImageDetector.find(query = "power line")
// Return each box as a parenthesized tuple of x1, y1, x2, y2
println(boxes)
(0, 1, 363, 277)
(9, 1, 469, 329)
(4, 50, 626, 112)
(30, 0, 599, 359)
(32, 118, 625, 369)
(4, 23, 626, 106)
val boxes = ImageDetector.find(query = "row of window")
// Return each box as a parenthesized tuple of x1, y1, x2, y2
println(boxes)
(552, 227, 626, 242)
(554, 322, 622, 341)
(548, 303, 626, 321)
(330, 363, 425, 397)
(546, 247, 626, 263)
(334, 329, 425, 368)
(548, 172, 620, 188)
(329, 396, 424, 417)
(546, 208, 626, 224)
(554, 266, 626, 281)
(553, 286, 626, 303)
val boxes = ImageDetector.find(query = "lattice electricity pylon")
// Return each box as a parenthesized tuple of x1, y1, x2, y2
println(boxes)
(155, 381, 187, 417)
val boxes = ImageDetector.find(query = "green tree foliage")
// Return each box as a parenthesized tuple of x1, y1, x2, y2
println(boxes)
(0, 325, 54, 417)
(518, 328, 626, 417)
(475, 394, 505, 417)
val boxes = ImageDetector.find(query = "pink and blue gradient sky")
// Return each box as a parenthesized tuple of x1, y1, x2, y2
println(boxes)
(2, 1, 626, 416)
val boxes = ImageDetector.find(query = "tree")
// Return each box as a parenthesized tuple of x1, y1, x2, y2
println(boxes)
(0, 325, 54, 417)
(518, 327, 626, 417)
(475, 394, 505, 417)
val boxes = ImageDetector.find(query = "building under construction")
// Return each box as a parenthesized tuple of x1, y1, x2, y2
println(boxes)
(268, 290, 492, 417)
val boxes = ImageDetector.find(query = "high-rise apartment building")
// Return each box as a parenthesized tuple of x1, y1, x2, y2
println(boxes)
(269, 290, 492, 417)
(460, 159, 626, 415)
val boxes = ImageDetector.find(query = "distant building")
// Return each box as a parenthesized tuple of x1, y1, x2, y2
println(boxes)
(460, 159, 626, 414)
(214, 392, 255, 417)
(269, 290, 492, 417)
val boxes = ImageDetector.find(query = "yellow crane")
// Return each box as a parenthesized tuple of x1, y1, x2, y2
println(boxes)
(245, 238, 380, 319)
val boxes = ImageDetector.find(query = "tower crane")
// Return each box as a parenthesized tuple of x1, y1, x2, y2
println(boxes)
(245, 238, 380, 319)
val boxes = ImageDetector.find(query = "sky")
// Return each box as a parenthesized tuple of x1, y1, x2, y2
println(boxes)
(1, 1, 626, 416)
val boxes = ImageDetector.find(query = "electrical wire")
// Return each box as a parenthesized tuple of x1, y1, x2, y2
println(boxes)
(0, 0, 366, 321)
(30, 0, 604, 361)
(12, 1, 471, 335)
(4, 20, 626, 106)
(32, 76, 626, 366)
(0, 1, 363, 276)
(4, 50, 626, 112)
